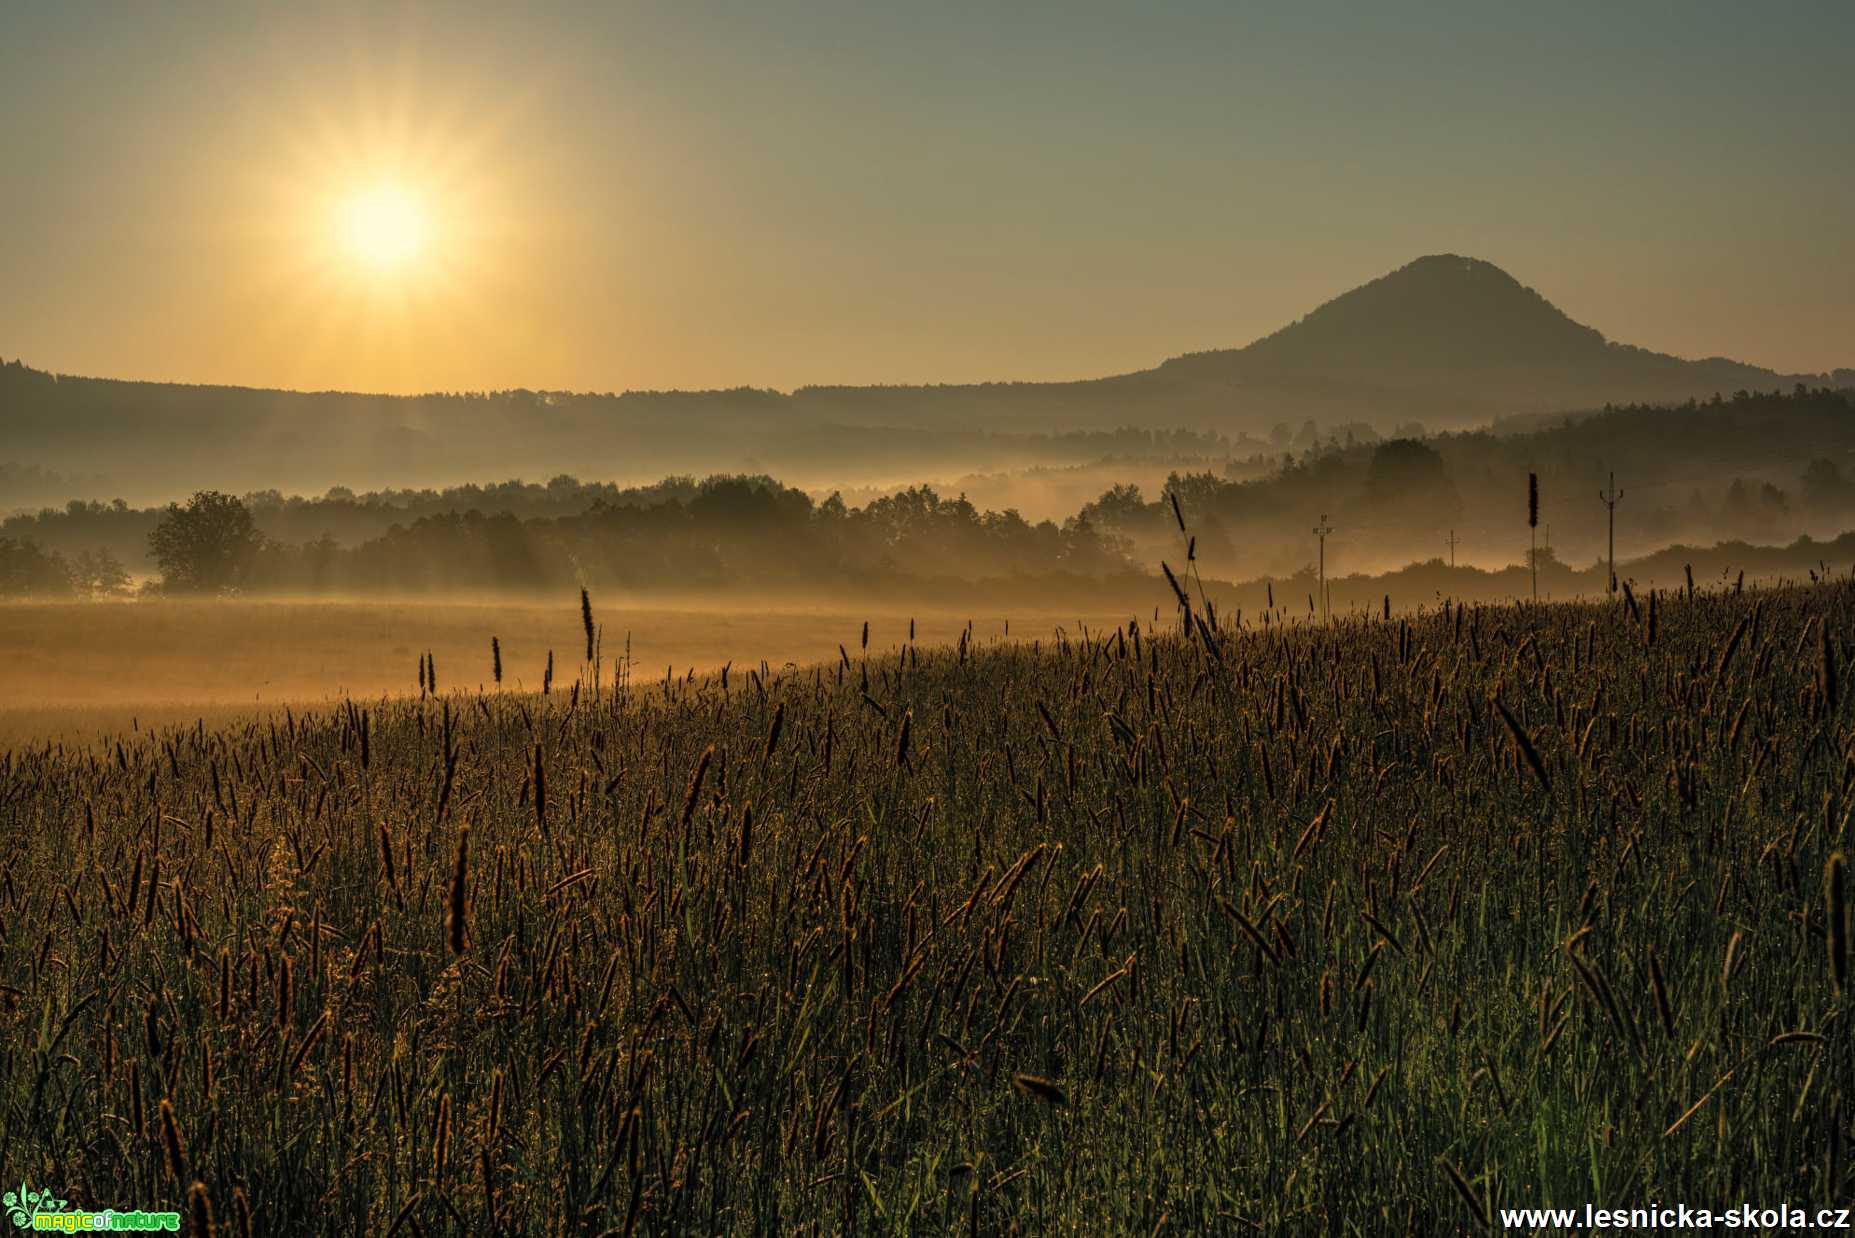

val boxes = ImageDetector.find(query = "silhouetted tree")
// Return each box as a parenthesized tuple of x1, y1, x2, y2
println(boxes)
(73, 548, 131, 596)
(0, 538, 74, 596)
(1364, 438, 1462, 526)
(149, 491, 263, 593)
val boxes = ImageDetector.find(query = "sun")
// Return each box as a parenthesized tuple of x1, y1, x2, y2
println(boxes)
(340, 185, 426, 272)
(255, 75, 528, 379)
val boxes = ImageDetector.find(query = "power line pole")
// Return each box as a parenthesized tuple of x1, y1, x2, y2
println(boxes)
(1446, 528, 1459, 569)
(1599, 472, 1624, 593)
(1313, 513, 1334, 622)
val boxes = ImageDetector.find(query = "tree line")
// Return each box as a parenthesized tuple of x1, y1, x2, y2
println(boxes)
(1079, 385, 1855, 577)
(3, 477, 1132, 598)
(0, 538, 130, 597)
(4, 386, 1851, 600)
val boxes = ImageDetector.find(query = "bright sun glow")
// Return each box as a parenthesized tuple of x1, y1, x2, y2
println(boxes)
(341, 185, 426, 271)
(262, 82, 517, 384)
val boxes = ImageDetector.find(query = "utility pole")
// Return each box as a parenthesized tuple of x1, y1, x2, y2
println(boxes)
(1313, 514, 1334, 622)
(1599, 472, 1624, 593)
(1446, 529, 1459, 569)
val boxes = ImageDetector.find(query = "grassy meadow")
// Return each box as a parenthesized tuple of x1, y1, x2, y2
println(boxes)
(0, 581, 1850, 1232)
(0, 597, 1130, 749)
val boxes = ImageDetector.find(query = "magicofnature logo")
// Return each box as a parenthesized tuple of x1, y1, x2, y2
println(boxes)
(5, 1181, 179, 1232)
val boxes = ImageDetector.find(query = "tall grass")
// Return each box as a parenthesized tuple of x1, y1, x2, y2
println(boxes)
(0, 579, 1849, 1232)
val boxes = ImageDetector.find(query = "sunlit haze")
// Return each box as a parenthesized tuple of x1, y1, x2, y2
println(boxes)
(2, 1, 1851, 395)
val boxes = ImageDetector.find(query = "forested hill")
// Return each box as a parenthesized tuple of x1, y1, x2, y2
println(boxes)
(5, 256, 1845, 502)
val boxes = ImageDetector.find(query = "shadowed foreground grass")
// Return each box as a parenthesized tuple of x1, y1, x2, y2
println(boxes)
(0, 582, 1850, 1233)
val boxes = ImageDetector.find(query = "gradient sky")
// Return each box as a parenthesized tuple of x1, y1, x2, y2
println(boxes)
(2, 1, 1850, 395)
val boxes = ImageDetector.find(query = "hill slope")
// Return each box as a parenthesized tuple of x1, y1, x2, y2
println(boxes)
(3, 256, 1842, 500)
(1132, 254, 1802, 420)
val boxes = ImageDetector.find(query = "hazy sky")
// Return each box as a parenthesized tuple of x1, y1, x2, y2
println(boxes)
(2, 1, 1850, 394)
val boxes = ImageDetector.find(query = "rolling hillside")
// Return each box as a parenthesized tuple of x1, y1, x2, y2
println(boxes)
(3, 256, 1844, 501)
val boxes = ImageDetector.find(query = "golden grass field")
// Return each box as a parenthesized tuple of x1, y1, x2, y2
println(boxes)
(0, 596, 1138, 747)
(3, 579, 1848, 1231)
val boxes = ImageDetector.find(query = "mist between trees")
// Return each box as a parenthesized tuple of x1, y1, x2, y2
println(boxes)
(2, 385, 1852, 605)
(5, 490, 1853, 618)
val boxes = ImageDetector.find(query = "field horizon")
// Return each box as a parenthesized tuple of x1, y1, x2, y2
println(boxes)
(8, 528, 1849, 751)
(0, 596, 1135, 749)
